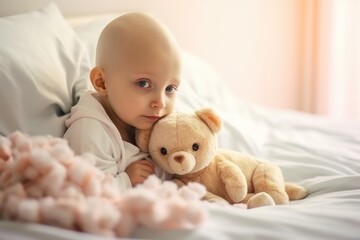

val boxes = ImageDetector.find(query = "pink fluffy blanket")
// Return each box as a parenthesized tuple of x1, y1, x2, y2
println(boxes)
(0, 131, 207, 237)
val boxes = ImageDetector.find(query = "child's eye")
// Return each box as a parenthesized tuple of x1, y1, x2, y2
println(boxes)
(137, 79, 151, 88)
(165, 85, 178, 93)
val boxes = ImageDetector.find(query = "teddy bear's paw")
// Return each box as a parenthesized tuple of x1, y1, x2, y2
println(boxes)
(247, 192, 275, 209)
(292, 187, 307, 200)
(204, 192, 230, 206)
(285, 182, 307, 200)
(267, 190, 289, 205)
(227, 187, 247, 203)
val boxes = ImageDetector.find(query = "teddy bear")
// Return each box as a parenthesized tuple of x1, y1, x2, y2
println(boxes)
(136, 108, 307, 208)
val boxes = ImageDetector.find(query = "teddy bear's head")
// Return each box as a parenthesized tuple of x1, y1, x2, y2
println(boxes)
(136, 108, 222, 175)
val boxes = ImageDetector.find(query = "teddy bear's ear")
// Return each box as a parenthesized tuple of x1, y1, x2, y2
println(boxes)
(195, 108, 222, 133)
(135, 127, 153, 153)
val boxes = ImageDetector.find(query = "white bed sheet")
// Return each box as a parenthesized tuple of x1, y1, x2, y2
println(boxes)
(1, 12, 360, 240)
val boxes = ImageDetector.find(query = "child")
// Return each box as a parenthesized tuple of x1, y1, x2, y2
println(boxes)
(64, 12, 181, 193)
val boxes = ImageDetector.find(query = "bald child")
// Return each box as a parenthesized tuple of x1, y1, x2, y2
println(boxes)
(64, 13, 181, 192)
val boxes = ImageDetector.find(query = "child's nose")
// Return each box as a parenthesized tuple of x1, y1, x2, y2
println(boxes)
(150, 93, 166, 109)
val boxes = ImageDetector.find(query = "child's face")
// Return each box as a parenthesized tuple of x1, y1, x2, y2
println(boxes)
(93, 13, 181, 130)
(102, 45, 181, 130)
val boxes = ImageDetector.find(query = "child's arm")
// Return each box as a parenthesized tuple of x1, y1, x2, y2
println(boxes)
(64, 120, 133, 192)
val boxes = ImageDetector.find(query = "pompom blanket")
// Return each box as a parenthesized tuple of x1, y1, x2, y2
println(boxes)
(0, 131, 208, 237)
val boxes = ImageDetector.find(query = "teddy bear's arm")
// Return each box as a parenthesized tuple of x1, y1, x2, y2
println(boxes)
(217, 159, 248, 203)
(172, 178, 186, 188)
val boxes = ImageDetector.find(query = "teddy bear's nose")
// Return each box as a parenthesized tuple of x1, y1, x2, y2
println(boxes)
(174, 155, 184, 163)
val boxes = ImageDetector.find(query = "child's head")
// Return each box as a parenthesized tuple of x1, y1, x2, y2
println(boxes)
(90, 12, 181, 130)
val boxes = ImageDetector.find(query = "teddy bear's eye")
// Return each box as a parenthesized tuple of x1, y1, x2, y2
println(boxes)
(192, 143, 199, 151)
(160, 147, 167, 155)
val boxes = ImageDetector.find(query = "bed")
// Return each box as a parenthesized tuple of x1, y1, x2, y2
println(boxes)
(0, 3, 360, 240)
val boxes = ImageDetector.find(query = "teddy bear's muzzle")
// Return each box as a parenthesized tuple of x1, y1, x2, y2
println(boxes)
(168, 151, 196, 175)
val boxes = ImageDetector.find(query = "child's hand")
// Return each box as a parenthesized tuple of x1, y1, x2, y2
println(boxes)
(125, 159, 155, 186)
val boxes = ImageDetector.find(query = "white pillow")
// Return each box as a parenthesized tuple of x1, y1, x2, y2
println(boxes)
(0, 3, 91, 137)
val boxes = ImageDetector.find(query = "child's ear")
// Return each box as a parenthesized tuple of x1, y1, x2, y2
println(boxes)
(90, 67, 107, 96)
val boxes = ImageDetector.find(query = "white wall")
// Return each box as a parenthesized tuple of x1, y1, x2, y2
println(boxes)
(0, 0, 304, 110)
